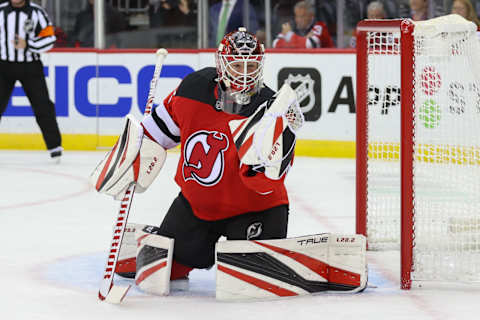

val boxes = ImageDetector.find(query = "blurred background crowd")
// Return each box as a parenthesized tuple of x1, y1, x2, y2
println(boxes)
(8, 0, 480, 49)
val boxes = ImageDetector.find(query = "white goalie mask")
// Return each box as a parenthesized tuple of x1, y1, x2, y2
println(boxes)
(215, 27, 265, 110)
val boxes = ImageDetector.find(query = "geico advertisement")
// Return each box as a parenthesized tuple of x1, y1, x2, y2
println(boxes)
(1, 51, 357, 140)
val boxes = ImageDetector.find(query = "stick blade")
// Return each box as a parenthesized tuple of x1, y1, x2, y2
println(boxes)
(104, 285, 132, 304)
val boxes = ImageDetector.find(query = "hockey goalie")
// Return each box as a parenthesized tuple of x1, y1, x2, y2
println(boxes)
(90, 27, 367, 300)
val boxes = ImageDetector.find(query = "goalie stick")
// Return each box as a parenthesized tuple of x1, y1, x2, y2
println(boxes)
(98, 48, 168, 303)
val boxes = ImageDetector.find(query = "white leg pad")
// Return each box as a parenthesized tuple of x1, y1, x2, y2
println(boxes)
(116, 223, 145, 277)
(135, 227, 174, 296)
(215, 233, 367, 301)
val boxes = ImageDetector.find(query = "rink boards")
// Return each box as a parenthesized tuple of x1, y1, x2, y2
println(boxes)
(0, 49, 357, 157)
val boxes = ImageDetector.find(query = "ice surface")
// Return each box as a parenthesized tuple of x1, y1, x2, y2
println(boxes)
(0, 150, 477, 320)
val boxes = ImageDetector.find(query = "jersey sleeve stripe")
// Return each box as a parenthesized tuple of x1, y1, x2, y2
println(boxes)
(141, 104, 180, 149)
(151, 105, 180, 143)
(28, 36, 55, 48)
(142, 116, 179, 149)
(28, 36, 56, 52)
(154, 102, 180, 137)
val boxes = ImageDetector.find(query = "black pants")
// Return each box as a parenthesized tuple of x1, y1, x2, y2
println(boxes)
(0, 60, 61, 150)
(158, 193, 289, 269)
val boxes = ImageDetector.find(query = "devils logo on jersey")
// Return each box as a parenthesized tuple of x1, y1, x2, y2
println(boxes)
(182, 130, 229, 186)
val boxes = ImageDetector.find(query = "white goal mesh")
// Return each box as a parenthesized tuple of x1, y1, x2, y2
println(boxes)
(357, 15, 480, 285)
(411, 15, 480, 282)
(365, 29, 402, 250)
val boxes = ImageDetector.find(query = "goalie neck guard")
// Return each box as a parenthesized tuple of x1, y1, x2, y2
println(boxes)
(216, 27, 265, 110)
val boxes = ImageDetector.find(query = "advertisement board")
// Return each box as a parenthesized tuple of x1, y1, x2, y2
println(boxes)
(0, 49, 358, 157)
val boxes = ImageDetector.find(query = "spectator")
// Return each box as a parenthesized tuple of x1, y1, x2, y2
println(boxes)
(70, 0, 128, 47)
(272, 0, 297, 38)
(312, 0, 337, 38)
(273, 0, 334, 48)
(250, 0, 266, 30)
(209, 0, 259, 47)
(361, 0, 403, 19)
(249, 0, 266, 45)
(350, 1, 387, 48)
(365, 1, 388, 19)
(149, 0, 195, 28)
(409, 0, 428, 21)
(451, 0, 480, 27)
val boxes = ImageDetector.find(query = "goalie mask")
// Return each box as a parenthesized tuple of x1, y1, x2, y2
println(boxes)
(216, 27, 265, 112)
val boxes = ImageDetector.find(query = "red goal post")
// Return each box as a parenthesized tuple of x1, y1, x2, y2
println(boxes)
(356, 15, 480, 289)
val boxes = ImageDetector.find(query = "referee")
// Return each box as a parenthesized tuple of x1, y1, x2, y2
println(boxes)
(0, 0, 62, 161)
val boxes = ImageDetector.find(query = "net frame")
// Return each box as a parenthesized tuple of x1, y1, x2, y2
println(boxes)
(356, 16, 480, 290)
(356, 19, 409, 255)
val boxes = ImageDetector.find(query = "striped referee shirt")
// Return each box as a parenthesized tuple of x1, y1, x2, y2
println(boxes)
(0, 1, 56, 62)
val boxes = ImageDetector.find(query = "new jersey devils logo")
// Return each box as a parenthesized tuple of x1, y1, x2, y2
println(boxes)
(182, 130, 229, 186)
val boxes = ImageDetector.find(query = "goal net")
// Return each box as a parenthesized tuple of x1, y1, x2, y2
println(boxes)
(356, 15, 480, 289)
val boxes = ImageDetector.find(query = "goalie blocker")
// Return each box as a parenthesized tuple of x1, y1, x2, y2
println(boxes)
(216, 234, 367, 301)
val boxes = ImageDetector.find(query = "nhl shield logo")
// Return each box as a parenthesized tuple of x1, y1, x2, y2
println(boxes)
(285, 74, 316, 114)
(23, 19, 34, 34)
(278, 67, 321, 121)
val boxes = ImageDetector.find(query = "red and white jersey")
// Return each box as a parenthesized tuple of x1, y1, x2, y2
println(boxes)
(273, 21, 334, 49)
(141, 67, 290, 221)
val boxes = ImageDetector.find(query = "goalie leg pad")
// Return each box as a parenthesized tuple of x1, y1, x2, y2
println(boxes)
(215, 233, 367, 301)
(135, 226, 174, 296)
(115, 223, 145, 278)
(90, 114, 166, 200)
